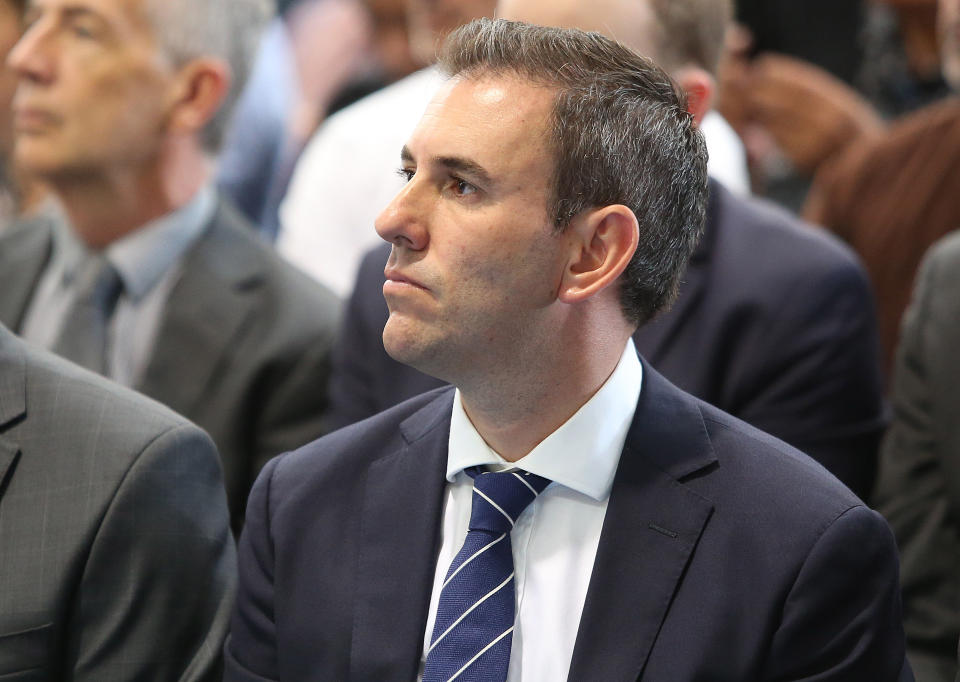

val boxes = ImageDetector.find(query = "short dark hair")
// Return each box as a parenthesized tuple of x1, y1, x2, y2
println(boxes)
(647, 0, 732, 76)
(438, 18, 708, 327)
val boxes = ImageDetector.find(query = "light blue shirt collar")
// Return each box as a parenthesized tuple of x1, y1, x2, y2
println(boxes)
(51, 187, 215, 301)
(446, 338, 643, 501)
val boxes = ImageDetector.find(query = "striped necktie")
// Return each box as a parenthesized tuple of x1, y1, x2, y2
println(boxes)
(422, 467, 551, 682)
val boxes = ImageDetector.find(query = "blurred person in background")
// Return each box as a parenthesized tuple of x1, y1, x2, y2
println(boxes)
(0, 1, 233, 676)
(217, 0, 374, 238)
(328, 0, 887, 501)
(870, 1, 960, 678)
(801, 0, 960, 376)
(874, 230, 960, 682)
(715, 0, 959, 375)
(0, 0, 21, 223)
(0, 0, 45, 226)
(0, 0, 340, 533)
(0, 318, 235, 680)
(277, 0, 499, 297)
(718, 0, 949, 211)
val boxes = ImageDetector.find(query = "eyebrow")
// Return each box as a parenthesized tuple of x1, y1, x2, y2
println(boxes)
(25, 3, 109, 26)
(400, 145, 495, 188)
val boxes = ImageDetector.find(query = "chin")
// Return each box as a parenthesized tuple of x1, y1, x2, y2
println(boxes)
(382, 322, 426, 367)
(14, 146, 68, 180)
(382, 318, 451, 380)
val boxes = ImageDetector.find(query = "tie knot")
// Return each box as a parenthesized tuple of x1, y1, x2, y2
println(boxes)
(74, 254, 123, 312)
(467, 468, 551, 534)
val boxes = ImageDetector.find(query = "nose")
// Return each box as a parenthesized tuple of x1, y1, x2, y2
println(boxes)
(374, 175, 430, 251)
(8, 17, 56, 85)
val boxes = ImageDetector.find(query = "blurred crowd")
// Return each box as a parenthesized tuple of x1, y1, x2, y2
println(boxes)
(1, 0, 960, 679)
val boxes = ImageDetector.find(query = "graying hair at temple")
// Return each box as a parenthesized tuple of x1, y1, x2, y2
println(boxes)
(144, 0, 273, 152)
(438, 18, 709, 327)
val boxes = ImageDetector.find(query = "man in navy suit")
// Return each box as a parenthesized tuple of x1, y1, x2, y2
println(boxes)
(325, 0, 885, 501)
(225, 19, 910, 681)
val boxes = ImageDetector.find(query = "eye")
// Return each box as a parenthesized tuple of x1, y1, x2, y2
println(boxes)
(68, 16, 102, 39)
(396, 167, 415, 183)
(451, 177, 477, 196)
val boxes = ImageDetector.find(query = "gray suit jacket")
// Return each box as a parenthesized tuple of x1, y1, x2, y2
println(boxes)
(0, 323, 236, 681)
(874, 230, 960, 682)
(0, 200, 341, 531)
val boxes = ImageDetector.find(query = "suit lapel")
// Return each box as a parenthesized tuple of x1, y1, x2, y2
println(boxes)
(0, 327, 27, 498)
(632, 181, 720, 364)
(138, 202, 263, 415)
(349, 390, 454, 681)
(0, 216, 54, 331)
(568, 365, 716, 681)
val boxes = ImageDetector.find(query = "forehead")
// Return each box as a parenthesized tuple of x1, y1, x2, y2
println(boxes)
(27, 0, 149, 28)
(408, 74, 555, 165)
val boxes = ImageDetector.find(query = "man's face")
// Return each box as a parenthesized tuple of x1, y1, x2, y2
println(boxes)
(8, 0, 178, 179)
(941, 0, 960, 90)
(375, 74, 571, 381)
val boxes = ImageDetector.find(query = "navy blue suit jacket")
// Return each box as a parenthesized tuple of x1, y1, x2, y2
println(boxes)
(326, 182, 885, 499)
(224, 363, 910, 681)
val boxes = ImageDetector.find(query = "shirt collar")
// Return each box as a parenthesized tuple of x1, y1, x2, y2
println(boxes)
(50, 187, 215, 301)
(446, 338, 642, 501)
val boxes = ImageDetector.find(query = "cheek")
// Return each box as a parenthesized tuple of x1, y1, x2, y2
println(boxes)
(82, 62, 170, 132)
(451, 235, 561, 311)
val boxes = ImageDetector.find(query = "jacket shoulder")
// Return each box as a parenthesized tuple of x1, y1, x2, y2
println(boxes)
(265, 386, 453, 491)
(22, 339, 196, 436)
(715, 186, 862, 272)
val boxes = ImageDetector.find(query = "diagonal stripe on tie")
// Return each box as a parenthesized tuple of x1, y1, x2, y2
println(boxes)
(422, 468, 551, 682)
(442, 533, 507, 590)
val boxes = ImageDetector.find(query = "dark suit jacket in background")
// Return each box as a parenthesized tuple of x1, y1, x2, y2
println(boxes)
(874, 230, 960, 682)
(327, 181, 885, 499)
(0, 324, 235, 681)
(0, 199, 341, 531)
(225, 363, 911, 681)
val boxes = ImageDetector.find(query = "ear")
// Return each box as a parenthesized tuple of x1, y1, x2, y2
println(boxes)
(165, 58, 232, 138)
(557, 204, 639, 305)
(675, 67, 715, 125)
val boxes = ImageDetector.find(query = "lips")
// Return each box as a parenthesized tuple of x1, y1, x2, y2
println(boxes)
(384, 266, 429, 290)
(12, 106, 61, 133)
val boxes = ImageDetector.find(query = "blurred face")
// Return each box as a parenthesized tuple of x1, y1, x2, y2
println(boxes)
(941, 0, 960, 89)
(8, 0, 179, 179)
(375, 74, 570, 382)
(0, 0, 22, 158)
(406, 0, 495, 65)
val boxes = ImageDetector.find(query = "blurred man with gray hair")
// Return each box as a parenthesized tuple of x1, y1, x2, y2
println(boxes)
(0, 0, 340, 531)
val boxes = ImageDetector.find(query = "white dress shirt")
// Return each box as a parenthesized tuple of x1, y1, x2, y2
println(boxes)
(21, 189, 214, 386)
(419, 339, 643, 681)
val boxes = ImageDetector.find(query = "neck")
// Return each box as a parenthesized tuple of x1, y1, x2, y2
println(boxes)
(48, 140, 211, 249)
(459, 308, 633, 462)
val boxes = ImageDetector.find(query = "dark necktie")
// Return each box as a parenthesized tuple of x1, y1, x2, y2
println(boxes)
(52, 255, 123, 375)
(422, 467, 551, 682)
